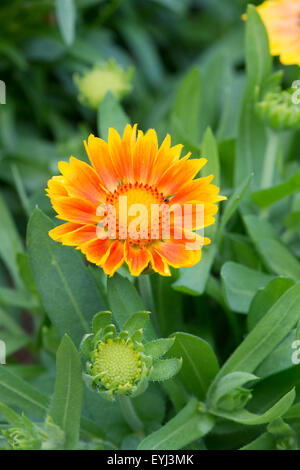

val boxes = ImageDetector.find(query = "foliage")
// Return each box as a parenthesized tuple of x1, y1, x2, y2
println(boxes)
(0, 0, 300, 451)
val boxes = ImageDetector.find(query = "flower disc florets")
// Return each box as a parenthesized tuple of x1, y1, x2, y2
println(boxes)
(80, 311, 182, 401)
(90, 333, 150, 395)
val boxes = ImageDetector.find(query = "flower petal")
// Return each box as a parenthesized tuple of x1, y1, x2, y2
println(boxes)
(102, 240, 125, 276)
(132, 129, 158, 184)
(46, 176, 68, 197)
(148, 247, 171, 276)
(108, 124, 136, 183)
(84, 134, 120, 192)
(80, 238, 112, 265)
(49, 222, 81, 242)
(58, 157, 106, 204)
(61, 224, 98, 246)
(153, 238, 202, 269)
(51, 196, 99, 224)
(156, 156, 207, 196)
(124, 242, 151, 276)
(170, 176, 223, 205)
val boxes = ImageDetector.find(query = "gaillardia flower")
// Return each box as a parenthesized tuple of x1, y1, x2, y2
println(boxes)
(255, 0, 300, 66)
(47, 124, 225, 277)
(74, 59, 133, 109)
(80, 311, 181, 401)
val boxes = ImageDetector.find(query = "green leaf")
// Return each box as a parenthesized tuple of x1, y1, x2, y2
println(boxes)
(256, 330, 296, 377)
(212, 281, 300, 381)
(55, 0, 76, 46)
(172, 246, 216, 296)
(27, 209, 105, 346)
(257, 239, 300, 281)
(49, 335, 83, 450)
(17, 252, 37, 295)
(248, 277, 295, 330)
(212, 389, 295, 426)
(201, 127, 220, 187)
(144, 338, 175, 360)
(0, 195, 23, 287)
(243, 214, 277, 242)
(0, 367, 49, 418)
(235, 6, 271, 188)
(149, 358, 182, 381)
(0, 287, 37, 309)
(167, 332, 219, 400)
(123, 311, 150, 336)
(138, 398, 215, 450)
(98, 92, 129, 140)
(92, 311, 112, 335)
(244, 5, 272, 95)
(79, 334, 93, 361)
(217, 174, 253, 247)
(241, 432, 276, 450)
(0, 402, 22, 427)
(221, 262, 274, 313)
(171, 67, 202, 144)
(251, 169, 300, 208)
(250, 364, 300, 413)
(107, 274, 156, 340)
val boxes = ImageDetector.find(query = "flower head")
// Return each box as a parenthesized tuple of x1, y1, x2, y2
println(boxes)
(255, 0, 300, 66)
(46, 125, 225, 277)
(74, 59, 133, 109)
(80, 311, 181, 401)
(256, 89, 300, 130)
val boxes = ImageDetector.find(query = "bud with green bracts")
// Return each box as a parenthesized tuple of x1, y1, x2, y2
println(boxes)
(256, 90, 300, 131)
(80, 311, 182, 401)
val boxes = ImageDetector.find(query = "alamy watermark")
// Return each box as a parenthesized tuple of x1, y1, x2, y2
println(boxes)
(0, 340, 6, 364)
(0, 80, 6, 104)
(291, 340, 300, 365)
(96, 200, 205, 250)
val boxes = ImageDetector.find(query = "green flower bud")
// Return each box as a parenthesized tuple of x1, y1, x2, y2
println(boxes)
(256, 90, 300, 131)
(276, 436, 298, 451)
(74, 59, 134, 109)
(2, 415, 42, 450)
(1, 415, 65, 451)
(267, 418, 298, 451)
(80, 311, 181, 401)
(216, 388, 252, 412)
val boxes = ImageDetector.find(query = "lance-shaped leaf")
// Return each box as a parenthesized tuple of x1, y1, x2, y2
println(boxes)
(49, 335, 83, 450)
(27, 209, 106, 346)
(167, 332, 219, 400)
(138, 398, 215, 450)
(209, 282, 300, 388)
(0, 367, 49, 418)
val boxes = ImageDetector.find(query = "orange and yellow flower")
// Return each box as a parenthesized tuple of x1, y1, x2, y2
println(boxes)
(256, 0, 300, 66)
(46, 125, 225, 277)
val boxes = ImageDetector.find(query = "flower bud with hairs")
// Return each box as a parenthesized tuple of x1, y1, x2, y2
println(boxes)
(80, 311, 182, 401)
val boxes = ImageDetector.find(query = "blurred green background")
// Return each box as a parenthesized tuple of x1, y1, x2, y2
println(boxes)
(0, 0, 261, 225)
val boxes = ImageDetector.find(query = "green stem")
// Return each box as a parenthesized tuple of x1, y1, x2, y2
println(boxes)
(261, 129, 279, 189)
(118, 395, 144, 437)
(137, 275, 161, 337)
